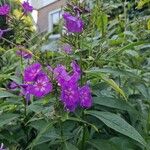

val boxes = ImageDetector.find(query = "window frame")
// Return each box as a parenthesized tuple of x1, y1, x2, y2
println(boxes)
(48, 8, 62, 33)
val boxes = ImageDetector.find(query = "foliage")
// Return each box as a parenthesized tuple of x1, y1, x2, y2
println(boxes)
(0, 0, 150, 150)
(0, 0, 35, 48)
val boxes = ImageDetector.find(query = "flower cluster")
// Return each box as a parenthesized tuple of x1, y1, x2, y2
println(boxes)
(63, 12, 84, 33)
(9, 63, 53, 102)
(22, 1, 33, 13)
(0, 4, 10, 16)
(54, 61, 92, 112)
(0, 1, 33, 39)
(22, 63, 53, 100)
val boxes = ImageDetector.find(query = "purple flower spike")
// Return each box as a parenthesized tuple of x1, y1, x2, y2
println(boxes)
(0, 4, 10, 16)
(79, 85, 92, 108)
(24, 63, 41, 82)
(22, 1, 33, 13)
(29, 72, 53, 97)
(16, 47, 32, 59)
(62, 43, 72, 54)
(61, 84, 79, 112)
(63, 12, 84, 33)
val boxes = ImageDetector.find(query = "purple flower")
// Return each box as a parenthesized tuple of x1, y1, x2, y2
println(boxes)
(0, 28, 11, 38)
(21, 84, 31, 102)
(61, 84, 79, 112)
(54, 61, 82, 112)
(63, 12, 84, 33)
(16, 47, 32, 59)
(22, 1, 33, 13)
(79, 85, 92, 108)
(0, 143, 6, 150)
(62, 43, 72, 54)
(71, 60, 81, 82)
(24, 63, 41, 82)
(28, 72, 52, 97)
(0, 4, 10, 16)
(54, 61, 81, 88)
(53, 65, 70, 86)
(23, 63, 53, 99)
(8, 82, 18, 90)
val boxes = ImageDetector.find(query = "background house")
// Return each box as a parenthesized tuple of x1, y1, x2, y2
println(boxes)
(30, 0, 66, 33)
(28, 0, 66, 51)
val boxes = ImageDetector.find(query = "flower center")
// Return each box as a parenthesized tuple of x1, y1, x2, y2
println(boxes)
(37, 82, 43, 88)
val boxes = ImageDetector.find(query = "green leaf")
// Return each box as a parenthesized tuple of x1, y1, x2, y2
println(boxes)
(87, 140, 118, 150)
(0, 90, 17, 98)
(97, 12, 108, 36)
(102, 77, 127, 101)
(68, 117, 99, 132)
(63, 142, 78, 150)
(27, 103, 44, 113)
(86, 111, 146, 146)
(86, 67, 136, 78)
(93, 96, 136, 113)
(0, 113, 19, 128)
(110, 137, 141, 150)
(28, 121, 57, 149)
(109, 41, 150, 58)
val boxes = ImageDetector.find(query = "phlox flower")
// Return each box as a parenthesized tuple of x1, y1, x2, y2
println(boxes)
(28, 72, 53, 97)
(22, 1, 33, 13)
(61, 84, 79, 112)
(24, 63, 41, 82)
(63, 12, 84, 33)
(79, 85, 92, 108)
(0, 4, 10, 16)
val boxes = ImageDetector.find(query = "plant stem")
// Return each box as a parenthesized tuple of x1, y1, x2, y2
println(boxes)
(76, 34, 86, 149)
(81, 126, 86, 150)
(1, 37, 17, 47)
(81, 110, 86, 150)
(77, 34, 83, 86)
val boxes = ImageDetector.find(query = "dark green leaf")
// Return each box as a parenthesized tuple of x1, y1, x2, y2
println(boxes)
(86, 111, 146, 146)
(0, 113, 19, 128)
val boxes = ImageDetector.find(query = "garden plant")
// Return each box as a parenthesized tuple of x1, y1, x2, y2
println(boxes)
(0, 0, 150, 150)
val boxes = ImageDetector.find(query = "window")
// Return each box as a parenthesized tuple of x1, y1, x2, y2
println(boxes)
(48, 9, 62, 34)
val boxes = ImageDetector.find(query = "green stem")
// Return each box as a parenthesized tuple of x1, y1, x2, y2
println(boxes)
(77, 34, 83, 86)
(1, 37, 17, 47)
(54, 82, 64, 145)
(81, 125, 86, 150)
(76, 34, 86, 149)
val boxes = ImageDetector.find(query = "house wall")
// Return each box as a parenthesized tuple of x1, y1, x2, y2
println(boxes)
(37, 0, 65, 33)
(30, 0, 58, 9)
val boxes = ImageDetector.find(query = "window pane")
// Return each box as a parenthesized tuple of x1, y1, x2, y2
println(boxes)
(52, 12, 60, 25)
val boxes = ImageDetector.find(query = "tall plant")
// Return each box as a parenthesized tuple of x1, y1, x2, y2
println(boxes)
(0, 0, 149, 150)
